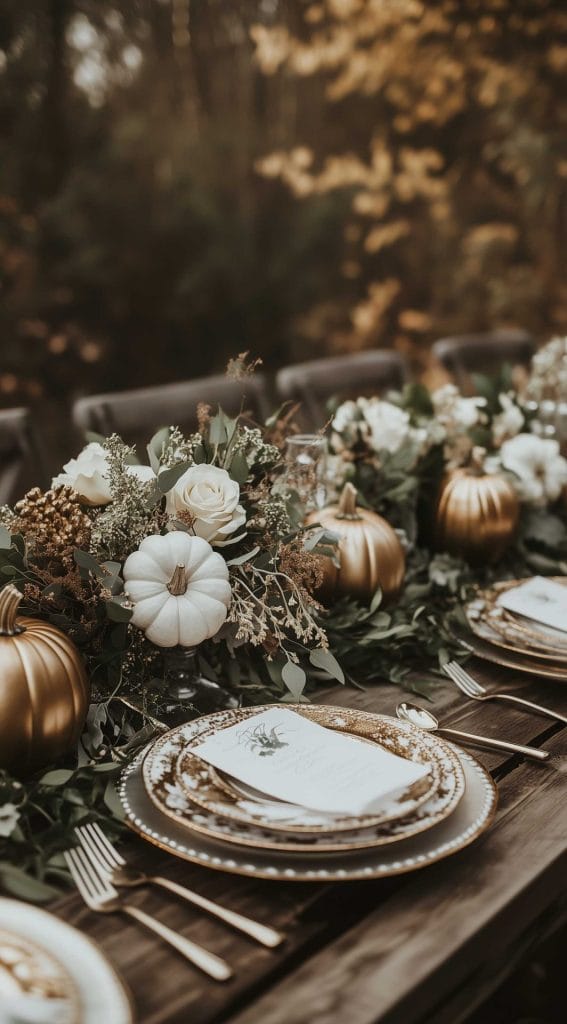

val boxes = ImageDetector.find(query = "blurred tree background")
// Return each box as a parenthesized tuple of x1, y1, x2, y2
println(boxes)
(0, 0, 565, 454)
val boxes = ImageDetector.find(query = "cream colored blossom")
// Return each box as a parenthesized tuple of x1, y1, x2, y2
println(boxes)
(54, 443, 155, 506)
(167, 464, 246, 546)
(499, 434, 567, 506)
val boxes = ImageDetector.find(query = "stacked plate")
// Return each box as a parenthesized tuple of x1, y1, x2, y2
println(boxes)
(462, 577, 567, 681)
(120, 704, 498, 881)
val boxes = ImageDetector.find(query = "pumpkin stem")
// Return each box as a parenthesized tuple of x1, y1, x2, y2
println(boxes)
(167, 564, 187, 596)
(0, 584, 25, 636)
(336, 482, 361, 521)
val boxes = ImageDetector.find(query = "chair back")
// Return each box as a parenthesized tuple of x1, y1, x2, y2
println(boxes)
(0, 408, 47, 505)
(433, 331, 535, 392)
(72, 374, 272, 452)
(276, 351, 407, 429)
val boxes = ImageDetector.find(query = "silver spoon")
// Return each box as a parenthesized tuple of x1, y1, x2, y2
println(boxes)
(396, 702, 550, 762)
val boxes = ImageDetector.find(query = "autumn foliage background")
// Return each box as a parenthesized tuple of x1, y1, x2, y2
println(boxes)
(0, 0, 565, 461)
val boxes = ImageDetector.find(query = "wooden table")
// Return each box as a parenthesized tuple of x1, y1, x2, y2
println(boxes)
(51, 661, 567, 1024)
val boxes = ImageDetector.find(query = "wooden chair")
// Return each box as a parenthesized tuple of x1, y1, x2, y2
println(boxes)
(0, 407, 47, 505)
(275, 350, 407, 429)
(433, 331, 535, 392)
(72, 374, 272, 452)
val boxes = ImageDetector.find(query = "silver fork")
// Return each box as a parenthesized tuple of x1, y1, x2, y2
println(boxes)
(75, 822, 283, 949)
(443, 661, 567, 725)
(64, 847, 233, 981)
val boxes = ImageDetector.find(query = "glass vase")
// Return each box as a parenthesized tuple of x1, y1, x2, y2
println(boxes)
(163, 646, 238, 721)
(284, 434, 328, 510)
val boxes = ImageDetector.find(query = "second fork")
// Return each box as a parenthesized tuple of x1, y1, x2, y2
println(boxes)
(76, 822, 284, 949)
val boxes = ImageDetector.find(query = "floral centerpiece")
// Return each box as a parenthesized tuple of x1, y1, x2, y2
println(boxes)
(0, 408, 344, 721)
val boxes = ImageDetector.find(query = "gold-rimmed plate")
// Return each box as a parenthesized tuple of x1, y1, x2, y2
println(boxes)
(171, 705, 445, 835)
(465, 578, 567, 666)
(142, 706, 466, 853)
(453, 620, 567, 681)
(121, 743, 496, 881)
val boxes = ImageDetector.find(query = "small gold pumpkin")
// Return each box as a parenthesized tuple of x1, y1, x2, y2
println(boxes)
(305, 483, 405, 605)
(0, 584, 90, 773)
(435, 454, 519, 566)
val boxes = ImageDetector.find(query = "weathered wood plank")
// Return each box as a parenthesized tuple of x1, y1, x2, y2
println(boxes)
(228, 731, 567, 1024)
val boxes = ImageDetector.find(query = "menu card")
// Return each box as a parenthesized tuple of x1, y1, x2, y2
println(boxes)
(192, 708, 431, 816)
(499, 576, 567, 635)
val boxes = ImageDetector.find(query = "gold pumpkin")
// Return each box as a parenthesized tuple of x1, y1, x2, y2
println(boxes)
(306, 483, 405, 605)
(0, 584, 89, 773)
(435, 459, 519, 566)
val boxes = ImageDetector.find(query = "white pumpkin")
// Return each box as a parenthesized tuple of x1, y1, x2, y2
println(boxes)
(123, 533, 231, 648)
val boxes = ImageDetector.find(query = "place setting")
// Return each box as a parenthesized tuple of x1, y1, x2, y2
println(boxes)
(456, 575, 567, 682)
(118, 702, 497, 888)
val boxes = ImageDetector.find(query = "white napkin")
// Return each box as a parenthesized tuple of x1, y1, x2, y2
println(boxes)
(498, 576, 567, 635)
(192, 708, 430, 816)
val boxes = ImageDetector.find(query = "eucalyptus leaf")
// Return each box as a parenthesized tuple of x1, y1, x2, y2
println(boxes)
(0, 526, 11, 549)
(309, 648, 345, 683)
(226, 546, 260, 566)
(39, 769, 74, 786)
(147, 426, 172, 472)
(0, 865, 60, 902)
(105, 598, 133, 623)
(74, 548, 106, 577)
(208, 412, 228, 446)
(229, 452, 249, 484)
(281, 660, 306, 698)
(157, 460, 192, 493)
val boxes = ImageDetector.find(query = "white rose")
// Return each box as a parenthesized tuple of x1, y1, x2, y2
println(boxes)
(53, 442, 112, 505)
(492, 393, 525, 446)
(166, 464, 246, 546)
(499, 433, 567, 506)
(54, 444, 156, 505)
(359, 398, 411, 453)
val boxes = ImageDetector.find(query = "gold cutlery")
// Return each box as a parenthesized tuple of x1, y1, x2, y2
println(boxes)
(75, 822, 283, 949)
(64, 847, 233, 981)
(396, 702, 550, 761)
(443, 661, 567, 725)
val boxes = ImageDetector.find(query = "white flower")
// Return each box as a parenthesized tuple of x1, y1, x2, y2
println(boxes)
(492, 393, 525, 446)
(499, 434, 567, 505)
(166, 464, 246, 546)
(432, 384, 486, 431)
(0, 802, 20, 838)
(358, 398, 411, 453)
(53, 442, 113, 505)
(54, 443, 156, 505)
(331, 400, 359, 434)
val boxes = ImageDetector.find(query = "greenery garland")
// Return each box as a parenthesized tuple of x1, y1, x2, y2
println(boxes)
(1, 369, 567, 901)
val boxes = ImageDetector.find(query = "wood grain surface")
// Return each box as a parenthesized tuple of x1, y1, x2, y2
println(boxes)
(50, 661, 567, 1024)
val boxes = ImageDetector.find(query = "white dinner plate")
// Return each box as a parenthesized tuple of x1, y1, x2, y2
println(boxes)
(0, 899, 132, 1024)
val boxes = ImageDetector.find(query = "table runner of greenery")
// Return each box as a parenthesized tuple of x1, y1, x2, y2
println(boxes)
(1, 368, 566, 900)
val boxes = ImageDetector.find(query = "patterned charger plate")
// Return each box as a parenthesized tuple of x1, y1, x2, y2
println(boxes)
(121, 743, 496, 881)
(142, 706, 465, 853)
